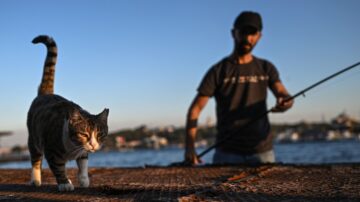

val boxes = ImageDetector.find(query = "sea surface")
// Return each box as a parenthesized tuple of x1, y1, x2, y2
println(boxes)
(1, 140, 360, 168)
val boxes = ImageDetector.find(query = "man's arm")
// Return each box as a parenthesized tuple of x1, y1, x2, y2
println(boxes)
(270, 81, 294, 112)
(184, 94, 210, 165)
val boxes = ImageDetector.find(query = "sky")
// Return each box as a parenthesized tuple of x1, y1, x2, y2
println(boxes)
(1, 0, 360, 147)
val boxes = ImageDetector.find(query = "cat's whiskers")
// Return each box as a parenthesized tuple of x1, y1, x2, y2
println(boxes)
(66, 145, 86, 160)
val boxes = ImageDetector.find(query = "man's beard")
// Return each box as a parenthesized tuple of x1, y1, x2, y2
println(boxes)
(235, 42, 254, 56)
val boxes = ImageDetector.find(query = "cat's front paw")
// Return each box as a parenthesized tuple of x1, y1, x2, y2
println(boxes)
(29, 180, 41, 187)
(78, 175, 90, 187)
(58, 179, 74, 191)
(30, 167, 41, 187)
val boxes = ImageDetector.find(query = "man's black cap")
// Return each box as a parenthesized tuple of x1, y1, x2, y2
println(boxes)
(233, 11, 263, 31)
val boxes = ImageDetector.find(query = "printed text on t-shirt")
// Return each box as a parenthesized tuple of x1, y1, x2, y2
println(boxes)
(223, 75, 269, 84)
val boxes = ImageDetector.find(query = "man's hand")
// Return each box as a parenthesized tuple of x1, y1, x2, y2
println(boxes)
(184, 147, 202, 165)
(271, 96, 294, 112)
(270, 81, 294, 113)
(184, 94, 209, 165)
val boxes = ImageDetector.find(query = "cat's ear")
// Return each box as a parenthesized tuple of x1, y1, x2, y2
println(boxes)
(69, 109, 84, 125)
(98, 108, 109, 124)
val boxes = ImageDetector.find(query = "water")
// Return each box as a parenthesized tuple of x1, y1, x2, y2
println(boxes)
(1, 140, 360, 168)
(275, 140, 360, 164)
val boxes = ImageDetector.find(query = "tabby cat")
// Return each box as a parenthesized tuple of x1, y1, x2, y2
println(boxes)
(27, 35, 109, 191)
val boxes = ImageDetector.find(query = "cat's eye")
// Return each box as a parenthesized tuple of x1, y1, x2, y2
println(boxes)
(79, 132, 89, 138)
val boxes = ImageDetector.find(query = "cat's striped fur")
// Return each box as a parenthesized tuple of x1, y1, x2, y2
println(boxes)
(27, 35, 109, 191)
(32, 35, 57, 95)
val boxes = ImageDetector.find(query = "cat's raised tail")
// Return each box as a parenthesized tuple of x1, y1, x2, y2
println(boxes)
(32, 35, 58, 95)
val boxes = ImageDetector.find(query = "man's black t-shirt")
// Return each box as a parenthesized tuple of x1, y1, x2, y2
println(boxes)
(197, 56, 280, 154)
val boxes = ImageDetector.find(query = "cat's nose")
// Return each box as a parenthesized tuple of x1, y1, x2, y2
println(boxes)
(89, 141, 99, 151)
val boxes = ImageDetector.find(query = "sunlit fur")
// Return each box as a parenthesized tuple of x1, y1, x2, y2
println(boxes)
(27, 35, 109, 191)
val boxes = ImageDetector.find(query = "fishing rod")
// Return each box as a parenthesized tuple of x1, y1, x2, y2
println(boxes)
(195, 61, 360, 160)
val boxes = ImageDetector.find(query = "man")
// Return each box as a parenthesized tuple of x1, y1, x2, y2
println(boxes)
(184, 11, 294, 165)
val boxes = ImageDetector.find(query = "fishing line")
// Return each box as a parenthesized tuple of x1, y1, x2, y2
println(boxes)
(294, 68, 360, 100)
(288, 71, 360, 103)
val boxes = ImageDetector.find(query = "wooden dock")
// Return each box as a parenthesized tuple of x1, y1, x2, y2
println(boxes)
(0, 163, 359, 201)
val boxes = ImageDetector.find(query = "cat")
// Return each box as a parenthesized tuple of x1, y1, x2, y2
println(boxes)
(27, 35, 109, 191)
